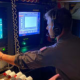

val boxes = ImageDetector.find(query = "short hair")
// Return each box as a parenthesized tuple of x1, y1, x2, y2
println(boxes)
(44, 8, 72, 32)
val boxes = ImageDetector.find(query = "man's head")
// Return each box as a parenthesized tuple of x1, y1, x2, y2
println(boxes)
(44, 8, 72, 38)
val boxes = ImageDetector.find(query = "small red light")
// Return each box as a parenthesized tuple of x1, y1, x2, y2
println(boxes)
(3, 73, 7, 76)
(8, 76, 11, 78)
(14, 75, 17, 78)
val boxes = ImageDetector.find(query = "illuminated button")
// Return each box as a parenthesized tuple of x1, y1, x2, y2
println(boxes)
(3, 48, 6, 51)
(23, 38, 28, 40)
(22, 41, 26, 46)
(21, 47, 28, 53)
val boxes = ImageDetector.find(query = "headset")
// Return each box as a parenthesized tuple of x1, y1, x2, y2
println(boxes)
(52, 9, 63, 38)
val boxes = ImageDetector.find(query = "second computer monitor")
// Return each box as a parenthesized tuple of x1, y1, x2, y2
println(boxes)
(19, 12, 40, 37)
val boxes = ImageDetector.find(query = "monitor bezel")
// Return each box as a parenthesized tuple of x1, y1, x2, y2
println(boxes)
(18, 11, 41, 37)
(0, 8, 8, 47)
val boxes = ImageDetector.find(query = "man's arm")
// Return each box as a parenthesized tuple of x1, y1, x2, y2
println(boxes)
(0, 46, 58, 69)
(0, 52, 16, 65)
(0, 51, 44, 69)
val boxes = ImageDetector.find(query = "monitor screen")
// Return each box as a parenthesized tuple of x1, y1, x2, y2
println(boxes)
(19, 12, 40, 37)
(0, 18, 3, 39)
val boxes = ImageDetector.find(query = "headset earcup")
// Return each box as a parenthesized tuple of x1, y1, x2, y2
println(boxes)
(53, 22, 63, 37)
(52, 13, 63, 37)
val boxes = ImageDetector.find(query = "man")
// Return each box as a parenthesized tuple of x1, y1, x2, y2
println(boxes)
(0, 8, 80, 80)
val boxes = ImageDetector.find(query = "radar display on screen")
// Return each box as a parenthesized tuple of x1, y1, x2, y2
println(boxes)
(0, 18, 3, 39)
(19, 12, 40, 37)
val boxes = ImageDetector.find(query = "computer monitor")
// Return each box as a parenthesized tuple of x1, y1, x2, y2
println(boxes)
(19, 12, 40, 37)
(0, 18, 3, 39)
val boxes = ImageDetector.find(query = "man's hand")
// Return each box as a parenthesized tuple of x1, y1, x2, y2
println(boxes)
(49, 74, 60, 80)
(0, 51, 4, 60)
(0, 51, 16, 65)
